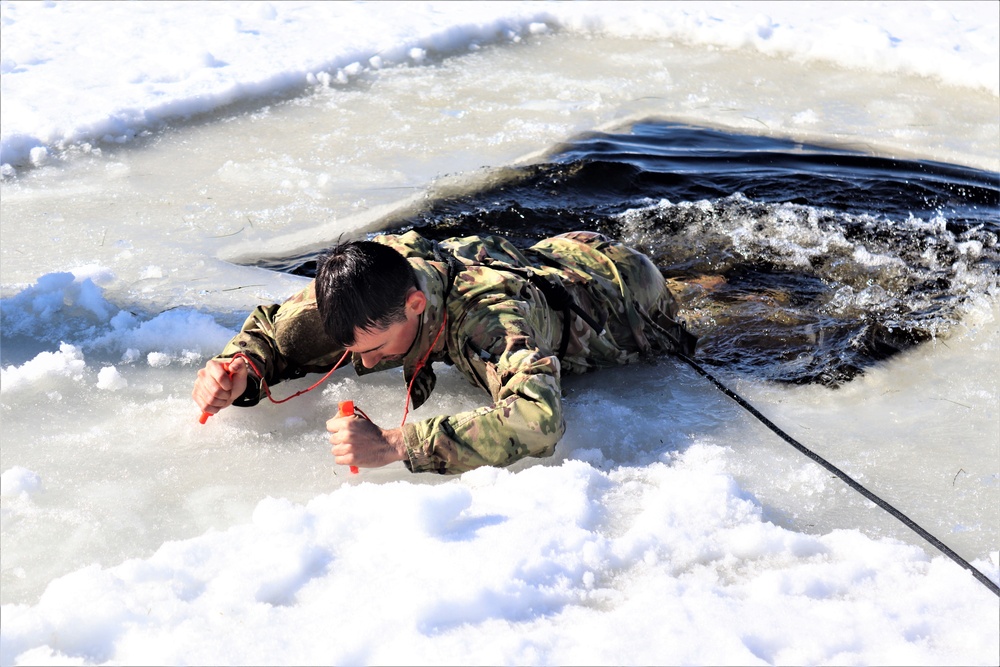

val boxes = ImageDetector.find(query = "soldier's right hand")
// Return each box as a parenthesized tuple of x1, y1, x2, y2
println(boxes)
(192, 357, 249, 416)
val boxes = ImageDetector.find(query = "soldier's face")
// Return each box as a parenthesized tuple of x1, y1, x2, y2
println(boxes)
(347, 289, 427, 369)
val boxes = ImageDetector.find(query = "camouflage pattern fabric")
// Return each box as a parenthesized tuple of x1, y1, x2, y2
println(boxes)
(217, 231, 694, 474)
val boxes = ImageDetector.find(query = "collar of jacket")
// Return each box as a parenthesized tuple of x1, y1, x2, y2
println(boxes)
(410, 258, 451, 363)
(350, 253, 451, 410)
(401, 257, 451, 410)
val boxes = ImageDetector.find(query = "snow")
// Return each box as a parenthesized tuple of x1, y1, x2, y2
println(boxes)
(1, 2, 998, 665)
(0, 467, 41, 498)
(2, 456, 995, 665)
(1, 1, 996, 170)
(0, 343, 86, 394)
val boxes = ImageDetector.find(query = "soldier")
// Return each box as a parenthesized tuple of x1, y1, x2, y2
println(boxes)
(192, 230, 696, 474)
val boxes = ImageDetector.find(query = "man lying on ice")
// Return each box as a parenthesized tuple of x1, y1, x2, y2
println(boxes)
(192, 230, 696, 474)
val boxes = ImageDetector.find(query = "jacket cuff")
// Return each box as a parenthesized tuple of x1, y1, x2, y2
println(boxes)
(402, 423, 436, 473)
(213, 353, 265, 407)
(231, 373, 262, 407)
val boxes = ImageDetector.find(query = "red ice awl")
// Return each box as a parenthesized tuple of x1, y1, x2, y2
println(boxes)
(196, 352, 365, 477)
(338, 400, 359, 474)
(198, 361, 234, 424)
(199, 350, 350, 425)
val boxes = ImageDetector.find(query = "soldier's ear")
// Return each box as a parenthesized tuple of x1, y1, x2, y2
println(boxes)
(405, 288, 427, 316)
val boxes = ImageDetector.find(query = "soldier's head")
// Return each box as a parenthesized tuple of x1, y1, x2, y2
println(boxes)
(315, 240, 426, 368)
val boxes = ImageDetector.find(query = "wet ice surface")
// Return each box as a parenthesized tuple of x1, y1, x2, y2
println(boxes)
(1, 4, 998, 665)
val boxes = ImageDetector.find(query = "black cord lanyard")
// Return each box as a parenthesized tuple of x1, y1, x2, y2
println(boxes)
(677, 352, 1000, 598)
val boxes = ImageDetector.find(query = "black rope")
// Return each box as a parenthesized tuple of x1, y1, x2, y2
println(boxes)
(677, 352, 1000, 598)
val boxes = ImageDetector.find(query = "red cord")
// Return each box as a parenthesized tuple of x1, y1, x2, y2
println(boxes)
(400, 315, 447, 427)
(200, 314, 446, 428)
(198, 350, 349, 424)
(234, 350, 351, 405)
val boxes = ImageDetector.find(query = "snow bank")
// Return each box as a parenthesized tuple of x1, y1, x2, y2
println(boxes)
(2, 452, 996, 666)
(0, 269, 234, 361)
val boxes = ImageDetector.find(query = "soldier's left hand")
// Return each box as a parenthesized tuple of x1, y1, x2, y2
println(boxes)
(327, 413, 407, 469)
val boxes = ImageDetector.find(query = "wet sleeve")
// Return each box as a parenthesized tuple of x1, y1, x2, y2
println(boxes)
(214, 283, 345, 406)
(400, 294, 566, 474)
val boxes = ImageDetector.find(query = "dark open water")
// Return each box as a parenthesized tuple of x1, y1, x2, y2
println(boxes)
(258, 121, 1000, 385)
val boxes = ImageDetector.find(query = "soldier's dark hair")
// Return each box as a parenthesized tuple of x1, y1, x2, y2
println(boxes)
(314, 241, 418, 347)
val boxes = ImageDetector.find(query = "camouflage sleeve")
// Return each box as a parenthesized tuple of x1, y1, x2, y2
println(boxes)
(214, 282, 345, 406)
(400, 293, 565, 474)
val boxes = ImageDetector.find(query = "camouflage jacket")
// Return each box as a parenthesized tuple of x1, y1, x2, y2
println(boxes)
(217, 231, 694, 474)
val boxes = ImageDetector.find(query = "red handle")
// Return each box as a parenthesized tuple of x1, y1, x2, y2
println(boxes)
(338, 401, 359, 474)
(199, 361, 233, 424)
